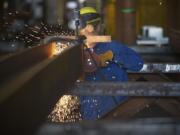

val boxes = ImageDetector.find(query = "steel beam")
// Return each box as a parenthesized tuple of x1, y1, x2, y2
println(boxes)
(71, 82, 180, 96)
(0, 43, 52, 83)
(0, 42, 83, 134)
(37, 119, 180, 135)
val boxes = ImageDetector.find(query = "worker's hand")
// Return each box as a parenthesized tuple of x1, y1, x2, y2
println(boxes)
(98, 50, 113, 67)
(83, 36, 112, 49)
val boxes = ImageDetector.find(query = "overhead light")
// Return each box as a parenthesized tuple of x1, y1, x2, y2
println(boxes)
(66, 1, 78, 9)
(3, 2, 8, 9)
(78, 0, 86, 3)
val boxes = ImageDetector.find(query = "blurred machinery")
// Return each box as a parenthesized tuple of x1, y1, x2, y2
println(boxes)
(137, 26, 169, 46)
(0, 0, 44, 53)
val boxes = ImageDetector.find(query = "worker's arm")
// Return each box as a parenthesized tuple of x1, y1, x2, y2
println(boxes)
(110, 41, 144, 71)
(59, 35, 111, 43)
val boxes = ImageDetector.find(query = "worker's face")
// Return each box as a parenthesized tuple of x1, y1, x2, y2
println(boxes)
(79, 24, 97, 48)
(80, 24, 95, 36)
(79, 23, 102, 35)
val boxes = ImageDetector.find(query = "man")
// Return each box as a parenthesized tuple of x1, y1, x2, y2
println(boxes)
(79, 7, 144, 120)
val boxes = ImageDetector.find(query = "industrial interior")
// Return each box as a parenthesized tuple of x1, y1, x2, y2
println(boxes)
(0, 0, 180, 134)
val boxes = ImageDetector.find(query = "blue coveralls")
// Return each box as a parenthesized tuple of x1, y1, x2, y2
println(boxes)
(80, 41, 144, 120)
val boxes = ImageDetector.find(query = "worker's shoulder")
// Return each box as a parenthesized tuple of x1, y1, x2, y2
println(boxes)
(107, 40, 127, 49)
(107, 40, 125, 46)
(96, 40, 127, 51)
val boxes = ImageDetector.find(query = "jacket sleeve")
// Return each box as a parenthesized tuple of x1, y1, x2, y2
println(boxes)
(110, 41, 144, 71)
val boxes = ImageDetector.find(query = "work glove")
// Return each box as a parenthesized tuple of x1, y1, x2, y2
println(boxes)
(83, 50, 114, 72)
(98, 50, 113, 67)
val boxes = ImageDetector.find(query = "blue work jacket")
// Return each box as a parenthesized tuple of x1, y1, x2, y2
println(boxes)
(80, 41, 144, 120)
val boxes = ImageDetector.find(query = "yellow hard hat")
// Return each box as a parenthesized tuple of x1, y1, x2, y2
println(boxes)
(80, 7, 101, 25)
(80, 7, 98, 15)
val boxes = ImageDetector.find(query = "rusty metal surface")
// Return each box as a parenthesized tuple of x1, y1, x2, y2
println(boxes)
(104, 98, 180, 119)
(71, 82, 180, 96)
(0, 42, 82, 134)
(0, 44, 52, 83)
(170, 29, 180, 53)
(37, 119, 180, 135)
(155, 99, 180, 117)
(133, 63, 180, 73)
(104, 98, 156, 119)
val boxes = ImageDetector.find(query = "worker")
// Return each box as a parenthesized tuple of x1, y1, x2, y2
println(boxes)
(78, 7, 144, 120)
